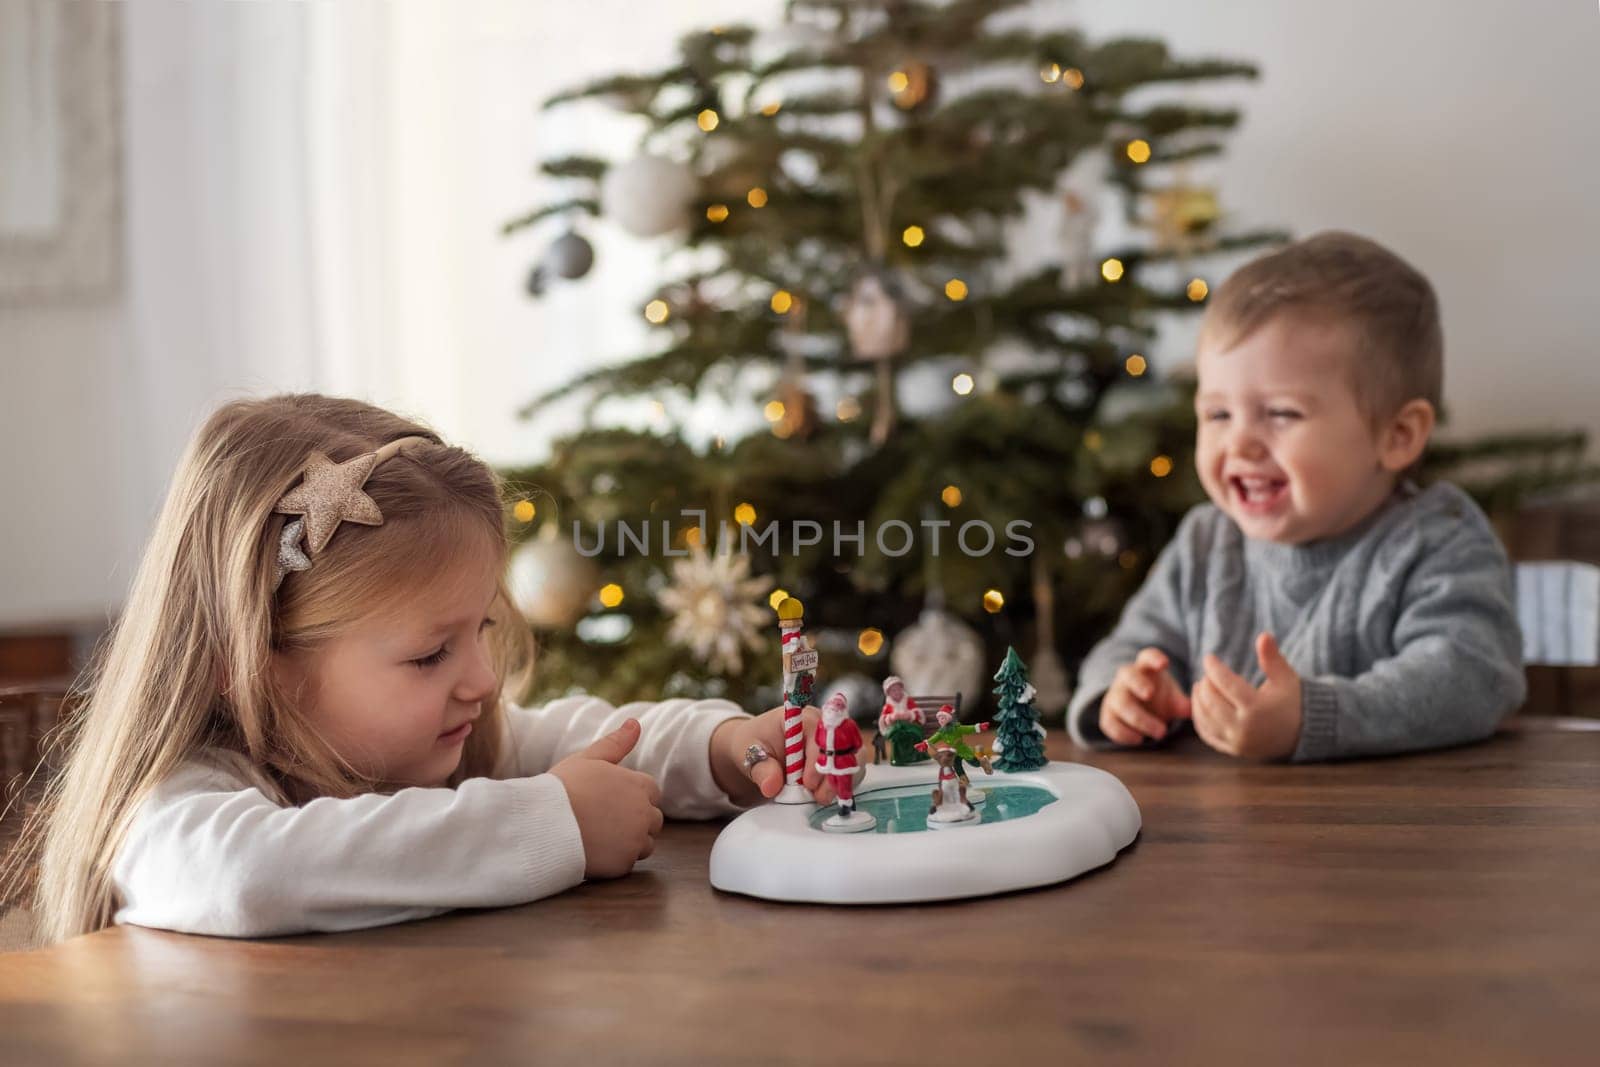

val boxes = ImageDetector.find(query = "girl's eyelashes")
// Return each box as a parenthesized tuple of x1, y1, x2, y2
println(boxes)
(412, 647, 450, 669)
(410, 618, 496, 670)
(1267, 409, 1303, 420)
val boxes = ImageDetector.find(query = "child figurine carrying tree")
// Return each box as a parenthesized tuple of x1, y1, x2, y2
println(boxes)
(992, 647, 1049, 772)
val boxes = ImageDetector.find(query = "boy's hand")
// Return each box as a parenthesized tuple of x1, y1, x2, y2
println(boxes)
(711, 705, 834, 806)
(1191, 632, 1303, 760)
(1099, 647, 1193, 745)
(549, 719, 665, 879)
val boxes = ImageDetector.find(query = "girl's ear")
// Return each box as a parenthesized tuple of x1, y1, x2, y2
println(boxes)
(1377, 398, 1435, 473)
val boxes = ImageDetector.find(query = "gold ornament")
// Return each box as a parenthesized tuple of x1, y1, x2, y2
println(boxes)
(1146, 185, 1220, 261)
(890, 61, 939, 111)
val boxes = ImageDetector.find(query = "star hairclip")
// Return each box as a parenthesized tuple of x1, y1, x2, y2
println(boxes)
(271, 435, 431, 591)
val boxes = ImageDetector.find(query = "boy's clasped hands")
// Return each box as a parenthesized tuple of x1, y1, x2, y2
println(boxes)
(1099, 634, 1303, 760)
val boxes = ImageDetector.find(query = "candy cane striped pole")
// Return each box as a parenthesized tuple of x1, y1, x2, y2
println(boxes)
(774, 597, 814, 804)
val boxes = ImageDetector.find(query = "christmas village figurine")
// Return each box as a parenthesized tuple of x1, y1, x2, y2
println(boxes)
(877, 675, 930, 766)
(773, 597, 819, 804)
(925, 746, 977, 828)
(915, 709, 994, 810)
(815, 692, 876, 834)
(991, 646, 1048, 772)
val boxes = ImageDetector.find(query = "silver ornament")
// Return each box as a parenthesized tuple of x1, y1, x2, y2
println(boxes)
(509, 528, 600, 629)
(889, 608, 986, 712)
(546, 231, 594, 280)
(601, 154, 697, 238)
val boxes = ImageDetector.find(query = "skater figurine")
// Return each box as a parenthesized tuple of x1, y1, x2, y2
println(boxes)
(925, 746, 979, 828)
(916, 706, 994, 804)
(816, 692, 876, 833)
(878, 675, 929, 766)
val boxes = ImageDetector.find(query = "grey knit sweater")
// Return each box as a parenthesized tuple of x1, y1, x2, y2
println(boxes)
(1066, 481, 1526, 762)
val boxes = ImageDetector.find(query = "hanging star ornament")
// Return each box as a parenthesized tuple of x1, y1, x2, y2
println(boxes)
(273, 450, 385, 555)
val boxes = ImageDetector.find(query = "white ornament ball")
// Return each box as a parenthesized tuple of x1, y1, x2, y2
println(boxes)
(601, 154, 698, 238)
(890, 609, 987, 713)
(509, 531, 600, 629)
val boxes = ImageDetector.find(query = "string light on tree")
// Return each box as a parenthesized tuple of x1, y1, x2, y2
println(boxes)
(1150, 454, 1174, 478)
(746, 187, 768, 208)
(1125, 354, 1148, 377)
(513, 499, 536, 523)
(599, 582, 625, 608)
(759, 100, 781, 116)
(1187, 278, 1209, 301)
(945, 277, 968, 301)
(770, 290, 794, 314)
(952, 372, 975, 395)
(734, 502, 757, 526)
(941, 484, 963, 508)
(982, 589, 1006, 614)
(887, 70, 909, 93)
(902, 225, 925, 247)
(706, 203, 730, 223)
(1062, 68, 1085, 89)
(697, 109, 719, 132)
(1101, 258, 1124, 282)
(764, 400, 786, 423)
(836, 396, 861, 422)
(1040, 62, 1062, 83)
(644, 299, 670, 323)
(858, 628, 885, 656)
(1126, 139, 1152, 164)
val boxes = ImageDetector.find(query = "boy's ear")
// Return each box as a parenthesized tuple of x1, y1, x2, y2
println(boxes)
(1377, 398, 1436, 472)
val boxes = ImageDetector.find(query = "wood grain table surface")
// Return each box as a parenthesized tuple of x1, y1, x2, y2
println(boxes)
(1, 724, 1596, 1066)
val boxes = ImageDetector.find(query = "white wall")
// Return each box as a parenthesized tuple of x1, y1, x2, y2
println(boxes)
(2, 0, 1597, 630)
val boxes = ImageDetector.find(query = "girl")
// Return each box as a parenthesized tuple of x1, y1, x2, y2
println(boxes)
(5, 394, 834, 943)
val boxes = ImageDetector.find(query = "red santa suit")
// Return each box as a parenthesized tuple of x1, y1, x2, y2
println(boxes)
(815, 716, 863, 802)
(877, 694, 921, 734)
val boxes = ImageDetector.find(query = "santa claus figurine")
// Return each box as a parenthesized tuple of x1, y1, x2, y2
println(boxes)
(816, 692, 876, 833)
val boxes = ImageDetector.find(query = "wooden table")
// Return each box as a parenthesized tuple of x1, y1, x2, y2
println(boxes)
(2, 725, 1597, 1065)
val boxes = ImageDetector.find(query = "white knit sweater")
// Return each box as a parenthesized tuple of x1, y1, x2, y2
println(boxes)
(111, 696, 749, 938)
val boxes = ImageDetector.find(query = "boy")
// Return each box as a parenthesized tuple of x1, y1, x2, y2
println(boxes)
(1067, 232, 1525, 762)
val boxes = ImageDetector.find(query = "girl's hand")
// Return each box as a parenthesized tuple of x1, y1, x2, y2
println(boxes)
(1099, 647, 1193, 745)
(711, 705, 832, 806)
(549, 719, 664, 879)
(1190, 633, 1303, 761)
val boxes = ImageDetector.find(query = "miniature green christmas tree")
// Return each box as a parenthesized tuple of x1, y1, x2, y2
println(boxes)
(992, 645, 1047, 770)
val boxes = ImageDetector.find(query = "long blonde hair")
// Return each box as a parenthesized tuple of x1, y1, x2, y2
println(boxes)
(4, 394, 534, 943)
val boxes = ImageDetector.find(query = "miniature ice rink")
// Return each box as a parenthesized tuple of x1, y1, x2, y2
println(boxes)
(709, 759, 1142, 904)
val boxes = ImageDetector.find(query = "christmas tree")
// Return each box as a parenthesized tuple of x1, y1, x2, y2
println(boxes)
(500, 0, 1287, 713)
(991, 646, 1047, 770)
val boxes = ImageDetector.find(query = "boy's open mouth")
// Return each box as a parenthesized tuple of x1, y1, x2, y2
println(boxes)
(1229, 475, 1289, 514)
